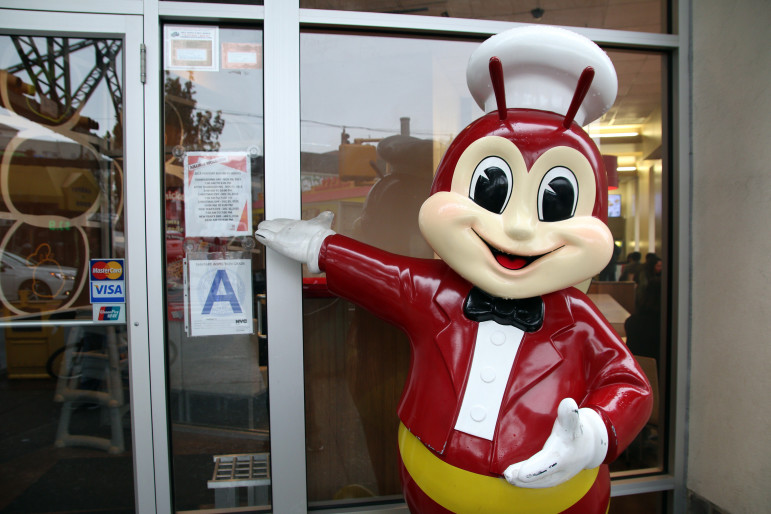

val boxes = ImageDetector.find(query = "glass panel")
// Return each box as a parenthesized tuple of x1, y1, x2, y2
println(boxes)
(0, 35, 134, 511)
(161, 25, 268, 512)
(300, 32, 668, 508)
(301, 1, 670, 34)
(300, 32, 476, 508)
(598, 49, 667, 477)
(609, 490, 668, 513)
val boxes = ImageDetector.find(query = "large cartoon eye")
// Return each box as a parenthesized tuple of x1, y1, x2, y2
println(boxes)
(469, 156, 512, 214)
(538, 166, 578, 222)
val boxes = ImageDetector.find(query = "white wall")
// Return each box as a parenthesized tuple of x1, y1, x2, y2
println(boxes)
(689, 0, 771, 511)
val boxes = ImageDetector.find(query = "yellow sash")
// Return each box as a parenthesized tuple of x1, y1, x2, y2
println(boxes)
(398, 423, 599, 514)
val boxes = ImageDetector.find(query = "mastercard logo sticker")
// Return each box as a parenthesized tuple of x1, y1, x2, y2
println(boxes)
(91, 260, 124, 280)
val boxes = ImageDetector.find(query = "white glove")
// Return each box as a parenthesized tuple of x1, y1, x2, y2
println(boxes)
(503, 398, 608, 489)
(255, 211, 336, 273)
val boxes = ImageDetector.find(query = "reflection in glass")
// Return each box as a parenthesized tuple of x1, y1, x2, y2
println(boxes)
(0, 35, 133, 512)
(301, 33, 478, 507)
(161, 25, 269, 511)
(301, 1, 668, 34)
(300, 32, 668, 508)
(0, 37, 124, 321)
(609, 490, 668, 513)
(597, 49, 667, 478)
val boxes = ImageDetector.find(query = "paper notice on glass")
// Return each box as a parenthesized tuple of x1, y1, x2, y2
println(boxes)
(165, 25, 219, 71)
(222, 42, 262, 70)
(187, 258, 253, 337)
(184, 152, 252, 237)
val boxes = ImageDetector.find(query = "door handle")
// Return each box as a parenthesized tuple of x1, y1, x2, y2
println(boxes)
(255, 293, 267, 340)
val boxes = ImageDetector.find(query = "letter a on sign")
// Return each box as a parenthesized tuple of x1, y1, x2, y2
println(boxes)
(201, 269, 243, 314)
(187, 258, 253, 337)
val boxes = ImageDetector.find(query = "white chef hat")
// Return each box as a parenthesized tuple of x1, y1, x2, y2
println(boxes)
(466, 26, 617, 126)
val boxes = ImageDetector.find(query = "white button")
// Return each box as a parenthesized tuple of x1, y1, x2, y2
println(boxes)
(481, 366, 496, 383)
(490, 331, 506, 345)
(470, 405, 487, 422)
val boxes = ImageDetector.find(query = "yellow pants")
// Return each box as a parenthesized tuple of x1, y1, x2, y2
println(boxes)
(398, 423, 600, 514)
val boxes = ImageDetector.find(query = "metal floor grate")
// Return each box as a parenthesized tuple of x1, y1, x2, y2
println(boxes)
(208, 453, 271, 489)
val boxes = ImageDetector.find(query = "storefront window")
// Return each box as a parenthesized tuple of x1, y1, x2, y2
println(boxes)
(0, 3, 686, 511)
(300, 31, 669, 508)
(610, 490, 670, 513)
(161, 24, 269, 511)
(597, 49, 668, 478)
(0, 34, 134, 511)
(301, 0, 670, 34)
(300, 32, 475, 507)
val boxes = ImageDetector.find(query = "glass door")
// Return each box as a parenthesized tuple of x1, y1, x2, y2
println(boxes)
(0, 10, 149, 513)
(160, 23, 269, 511)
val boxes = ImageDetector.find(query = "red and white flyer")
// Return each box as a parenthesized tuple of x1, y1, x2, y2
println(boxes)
(183, 152, 252, 237)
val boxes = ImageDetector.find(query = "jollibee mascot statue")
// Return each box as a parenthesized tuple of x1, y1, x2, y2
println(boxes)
(257, 26, 652, 513)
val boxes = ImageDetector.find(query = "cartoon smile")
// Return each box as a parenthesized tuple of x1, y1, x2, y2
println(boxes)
(489, 245, 543, 270)
(474, 230, 563, 271)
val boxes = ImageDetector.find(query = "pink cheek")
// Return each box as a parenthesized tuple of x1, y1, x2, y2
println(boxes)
(558, 223, 613, 255)
(425, 197, 475, 225)
(421, 201, 483, 249)
(420, 198, 456, 238)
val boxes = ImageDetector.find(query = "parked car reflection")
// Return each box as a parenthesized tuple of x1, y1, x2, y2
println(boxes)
(0, 248, 77, 301)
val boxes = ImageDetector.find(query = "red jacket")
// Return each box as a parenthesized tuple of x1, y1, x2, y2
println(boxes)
(320, 234, 652, 477)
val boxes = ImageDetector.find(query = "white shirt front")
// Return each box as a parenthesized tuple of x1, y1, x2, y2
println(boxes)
(453, 320, 524, 440)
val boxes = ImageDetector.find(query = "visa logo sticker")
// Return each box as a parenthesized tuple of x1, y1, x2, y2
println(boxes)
(90, 258, 126, 303)
(91, 281, 125, 302)
(92, 304, 126, 323)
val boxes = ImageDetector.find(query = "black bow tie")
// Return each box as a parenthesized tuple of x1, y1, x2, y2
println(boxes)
(463, 287, 544, 332)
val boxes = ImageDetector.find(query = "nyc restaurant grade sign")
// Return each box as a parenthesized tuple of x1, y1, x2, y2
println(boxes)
(90, 259, 126, 322)
(187, 258, 253, 337)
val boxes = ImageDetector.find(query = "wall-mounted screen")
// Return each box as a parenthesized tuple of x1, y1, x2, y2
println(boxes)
(608, 193, 622, 217)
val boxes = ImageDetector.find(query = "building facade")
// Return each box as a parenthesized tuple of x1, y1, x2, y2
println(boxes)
(3, 0, 763, 512)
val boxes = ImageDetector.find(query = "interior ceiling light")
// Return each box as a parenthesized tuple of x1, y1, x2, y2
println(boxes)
(587, 124, 641, 139)
(617, 166, 638, 172)
(590, 131, 639, 138)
